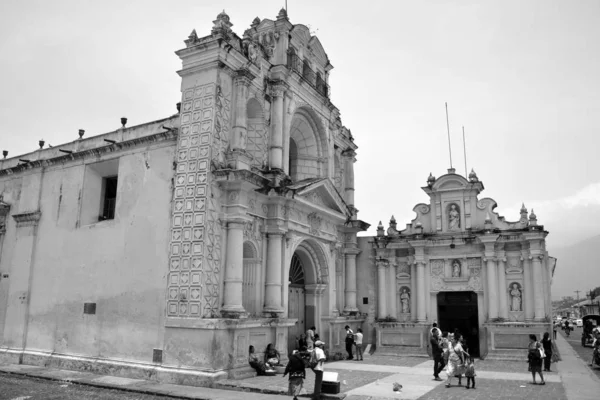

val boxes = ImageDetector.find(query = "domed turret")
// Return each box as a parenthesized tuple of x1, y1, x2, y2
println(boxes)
(377, 221, 385, 237)
(468, 168, 479, 182)
(427, 173, 436, 186)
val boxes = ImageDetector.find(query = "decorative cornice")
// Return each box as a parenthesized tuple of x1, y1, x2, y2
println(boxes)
(0, 129, 178, 177)
(12, 211, 41, 227)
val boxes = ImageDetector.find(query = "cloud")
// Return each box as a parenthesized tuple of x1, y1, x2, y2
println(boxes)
(503, 181, 600, 247)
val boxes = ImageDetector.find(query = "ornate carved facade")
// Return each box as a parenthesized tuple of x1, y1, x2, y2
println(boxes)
(0, 9, 368, 382)
(356, 168, 556, 358)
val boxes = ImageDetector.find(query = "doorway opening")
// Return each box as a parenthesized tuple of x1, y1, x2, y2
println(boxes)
(437, 291, 480, 357)
(287, 253, 306, 356)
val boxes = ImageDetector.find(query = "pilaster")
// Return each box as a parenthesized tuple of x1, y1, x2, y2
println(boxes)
(268, 81, 288, 170)
(376, 258, 388, 319)
(221, 220, 248, 318)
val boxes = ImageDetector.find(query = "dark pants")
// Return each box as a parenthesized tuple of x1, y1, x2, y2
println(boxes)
(544, 353, 552, 370)
(433, 354, 445, 377)
(355, 344, 363, 360)
(466, 377, 475, 388)
(345, 341, 354, 359)
(313, 370, 323, 399)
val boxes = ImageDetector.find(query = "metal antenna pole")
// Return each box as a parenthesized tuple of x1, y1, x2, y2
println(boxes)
(463, 126, 467, 178)
(574, 290, 581, 301)
(445, 102, 453, 169)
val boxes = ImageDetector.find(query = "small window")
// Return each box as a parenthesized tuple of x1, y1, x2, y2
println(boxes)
(101, 176, 118, 220)
(80, 158, 119, 226)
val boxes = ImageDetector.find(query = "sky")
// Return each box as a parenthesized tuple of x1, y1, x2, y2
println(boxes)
(1, 1, 599, 277)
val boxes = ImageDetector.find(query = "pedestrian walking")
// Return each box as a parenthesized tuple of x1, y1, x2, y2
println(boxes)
(527, 334, 545, 385)
(445, 334, 469, 388)
(355, 328, 364, 361)
(464, 356, 476, 389)
(541, 332, 553, 372)
(283, 347, 307, 400)
(430, 328, 444, 381)
(312, 340, 326, 400)
(344, 325, 354, 360)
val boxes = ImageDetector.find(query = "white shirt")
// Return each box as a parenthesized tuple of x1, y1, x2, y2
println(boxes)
(355, 332, 363, 345)
(313, 347, 326, 371)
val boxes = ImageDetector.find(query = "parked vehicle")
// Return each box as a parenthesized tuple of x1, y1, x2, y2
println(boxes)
(576, 318, 583, 327)
(581, 315, 600, 347)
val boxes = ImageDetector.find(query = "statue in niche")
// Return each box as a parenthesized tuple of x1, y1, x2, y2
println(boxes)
(451, 259, 461, 277)
(510, 283, 522, 311)
(400, 287, 410, 314)
(448, 203, 460, 231)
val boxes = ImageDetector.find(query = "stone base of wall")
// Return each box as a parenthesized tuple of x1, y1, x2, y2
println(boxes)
(374, 322, 430, 357)
(0, 347, 227, 387)
(323, 316, 366, 354)
(482, 321, 552, 360)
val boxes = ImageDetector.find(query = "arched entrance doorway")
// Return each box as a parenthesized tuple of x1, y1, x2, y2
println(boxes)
(286, 239, 329, 355)
(437, 291, 480, 357)
(287, 253, 305, 355)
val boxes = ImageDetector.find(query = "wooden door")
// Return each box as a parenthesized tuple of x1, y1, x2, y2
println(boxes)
(288, 285, 305, 356)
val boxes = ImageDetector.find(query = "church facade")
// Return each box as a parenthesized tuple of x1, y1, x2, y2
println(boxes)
(355, 168, 556, 358)
(0, 9, 368, 384)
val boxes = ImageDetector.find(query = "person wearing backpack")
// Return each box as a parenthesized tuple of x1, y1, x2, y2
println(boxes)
(311, 340, 326, 400)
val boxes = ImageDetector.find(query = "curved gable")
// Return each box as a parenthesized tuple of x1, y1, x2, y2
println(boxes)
(308, 36, 329, 66)
(432, 175, 469, 191)
(291, 24, 311, 45)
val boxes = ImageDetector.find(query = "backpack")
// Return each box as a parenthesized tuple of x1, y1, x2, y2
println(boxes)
(308, 350, 319, 369)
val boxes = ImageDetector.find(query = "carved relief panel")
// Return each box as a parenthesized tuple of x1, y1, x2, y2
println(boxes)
(168, 81, 228, 319)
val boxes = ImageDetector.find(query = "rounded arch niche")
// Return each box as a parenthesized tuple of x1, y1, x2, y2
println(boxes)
(288, 107, 328, 182)
(291, 239, 329, 285)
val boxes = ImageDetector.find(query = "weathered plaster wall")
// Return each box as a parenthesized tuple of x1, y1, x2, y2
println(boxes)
(0, 142, 175, 363)
(356, 236, 376, 344)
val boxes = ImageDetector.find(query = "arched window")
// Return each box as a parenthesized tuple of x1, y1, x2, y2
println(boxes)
(242, 241, 260, 315)
(289, 253, 305, 286)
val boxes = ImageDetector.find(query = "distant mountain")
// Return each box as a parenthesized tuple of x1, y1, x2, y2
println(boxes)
(551, 234, 600, 300)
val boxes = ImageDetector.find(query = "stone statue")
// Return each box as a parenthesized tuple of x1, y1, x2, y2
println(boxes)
(510, 283, 522, 311)
(448, 204, 460, 231)
(400, 288, 410, 313)
(451, 260, 461, 277)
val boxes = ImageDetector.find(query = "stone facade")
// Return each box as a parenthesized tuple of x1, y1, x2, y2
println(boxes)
(355, 168, 557, 359)
(0, 9, 368, 383)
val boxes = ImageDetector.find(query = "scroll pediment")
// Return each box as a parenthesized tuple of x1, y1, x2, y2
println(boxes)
(289, 178, 349, 217)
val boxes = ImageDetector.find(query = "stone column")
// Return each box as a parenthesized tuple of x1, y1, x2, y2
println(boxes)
(497, 256, 508, 319)
(522, 253, 534, 321)
(264, 232, 284, 315)
(342, 149, 356, 210)
(344, 252, 358, 313)
(269, 82, 287, 170)
(410, 262, 417, 320)
(376, 260, 388, 318)
(221, 221, 247, 317)
(532, 255, 545, 320)
(231, 70, 254, 150)
(387, 257, 397, 319)
(416, 261, 426, 322)
(485, 256, 498, 320)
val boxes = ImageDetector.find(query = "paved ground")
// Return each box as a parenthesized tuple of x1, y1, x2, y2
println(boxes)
(0, 373, 170, 400)
(2, 331, 600, 400)
(558, 327, 600, 380)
